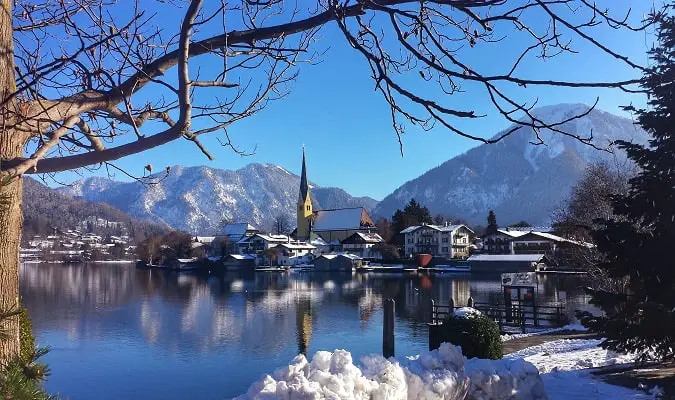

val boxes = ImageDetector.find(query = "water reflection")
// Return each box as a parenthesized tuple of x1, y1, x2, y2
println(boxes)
(20, 264, 590, 400)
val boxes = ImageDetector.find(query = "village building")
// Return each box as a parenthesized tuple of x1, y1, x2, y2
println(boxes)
(273, 242, 316, 266)
(480, 228, 593, 266)
(481, 229, 529, 254)
(340, 232, 384, 258)
(222, 222, 259, 253)
(294, 148, 378, 243)
(401, 223, 474, 259)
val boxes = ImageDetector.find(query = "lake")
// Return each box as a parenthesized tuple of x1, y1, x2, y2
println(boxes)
(19, 263, 592, 399)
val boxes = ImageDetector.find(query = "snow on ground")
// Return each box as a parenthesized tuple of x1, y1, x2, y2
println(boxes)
(501, 323, 588, 342)
(504, 338, 634, 373)
(505, 338, 660, 399)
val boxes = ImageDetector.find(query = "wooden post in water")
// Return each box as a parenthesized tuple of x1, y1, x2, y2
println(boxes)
(383, 298, 395, 358)
(428, 298, 435, 323)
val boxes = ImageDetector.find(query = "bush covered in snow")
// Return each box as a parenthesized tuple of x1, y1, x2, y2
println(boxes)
(440, 307, 503, 360)
(236, 343, 545, 400)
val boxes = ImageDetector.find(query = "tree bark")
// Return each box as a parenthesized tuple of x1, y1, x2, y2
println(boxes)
(0, 0, 22, 364)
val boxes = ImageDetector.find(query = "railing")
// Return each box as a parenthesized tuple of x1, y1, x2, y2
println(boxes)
(428, 298, 567, 333)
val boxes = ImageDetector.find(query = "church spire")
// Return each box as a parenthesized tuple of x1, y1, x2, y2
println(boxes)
(296, 146, 313, 240)
(299, 146, 309, 204)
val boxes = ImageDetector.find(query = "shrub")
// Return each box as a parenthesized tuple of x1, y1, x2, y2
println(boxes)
(439, 308, 503, 360)
(0, 307, 53, 400)
(19, 307, 35, 365)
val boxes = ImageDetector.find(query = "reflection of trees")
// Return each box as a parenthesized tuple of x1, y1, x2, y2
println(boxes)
(20, 264, 591, 354)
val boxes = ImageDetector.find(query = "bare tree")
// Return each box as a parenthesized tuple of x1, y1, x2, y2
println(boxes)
(273, 214, 291, 236)
(553, 161, 635, 292)
(0, 0, 665, 361)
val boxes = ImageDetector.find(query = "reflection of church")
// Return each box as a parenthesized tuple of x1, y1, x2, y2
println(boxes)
(295, 297, 313, 354)
(294, 148, 377, 243)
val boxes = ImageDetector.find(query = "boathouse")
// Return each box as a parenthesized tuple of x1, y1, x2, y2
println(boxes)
(314, 253, 362, 271)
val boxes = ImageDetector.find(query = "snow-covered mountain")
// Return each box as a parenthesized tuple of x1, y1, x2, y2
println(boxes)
(58, 163, 378, 234)
(372, 104, 649, 226)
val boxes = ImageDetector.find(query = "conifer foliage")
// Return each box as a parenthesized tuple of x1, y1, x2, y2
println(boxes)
(581, 12, 675, 361)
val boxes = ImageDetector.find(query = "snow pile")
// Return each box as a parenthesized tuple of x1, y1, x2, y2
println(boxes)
(236, 343, 546, 400)
(452, 307, 482, 319)
(465, 358, 546, 399)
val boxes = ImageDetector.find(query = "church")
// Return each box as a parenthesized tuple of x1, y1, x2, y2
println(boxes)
(294, 149, 377, 243)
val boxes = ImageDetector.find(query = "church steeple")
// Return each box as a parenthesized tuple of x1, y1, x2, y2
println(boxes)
(296, 146, 313, 240)
(299, 146, 309, 204)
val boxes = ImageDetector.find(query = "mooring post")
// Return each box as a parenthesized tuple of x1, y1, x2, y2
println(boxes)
(467, 296, 474, 307)
(383, 298, 395, 358)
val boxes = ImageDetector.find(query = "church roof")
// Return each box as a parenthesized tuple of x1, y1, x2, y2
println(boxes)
(299, 148, 309, 202)
(312, 207, 374, 232)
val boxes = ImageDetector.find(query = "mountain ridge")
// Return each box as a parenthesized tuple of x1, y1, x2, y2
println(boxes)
(372, 103, 648, 226)
(58, 163, 379, 234)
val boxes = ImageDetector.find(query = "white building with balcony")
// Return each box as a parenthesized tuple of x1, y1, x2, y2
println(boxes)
(400, 223, 474, 259)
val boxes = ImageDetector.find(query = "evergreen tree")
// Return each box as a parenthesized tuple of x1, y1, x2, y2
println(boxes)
(392, 199, 432, 234)
(581, 13, 675, 361)
(486, 210, 498, 234)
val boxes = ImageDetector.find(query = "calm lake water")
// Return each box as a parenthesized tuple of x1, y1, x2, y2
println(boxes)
(19, 263, 592, 399)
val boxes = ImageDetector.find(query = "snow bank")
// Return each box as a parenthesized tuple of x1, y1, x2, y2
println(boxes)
(236, 343, 545, 400)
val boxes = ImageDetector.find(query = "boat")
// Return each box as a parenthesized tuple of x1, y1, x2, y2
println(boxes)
(428, 264, 472, 273)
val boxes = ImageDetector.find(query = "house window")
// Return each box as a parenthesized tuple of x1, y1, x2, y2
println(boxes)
(408, 238, 413, 244)
(442, 247, 449, 252)
(408, 247, 414, 254)
(442, 237, 448, 243)
(306, 205, 310, 211)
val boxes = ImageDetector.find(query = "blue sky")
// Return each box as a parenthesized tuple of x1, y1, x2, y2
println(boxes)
(52, 1, 658, 200)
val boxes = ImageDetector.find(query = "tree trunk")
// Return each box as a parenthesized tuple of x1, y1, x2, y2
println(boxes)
(0, 0, 22, 364)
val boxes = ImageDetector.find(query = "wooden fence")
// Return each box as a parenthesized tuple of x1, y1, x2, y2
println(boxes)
(429, 298, 568, 333)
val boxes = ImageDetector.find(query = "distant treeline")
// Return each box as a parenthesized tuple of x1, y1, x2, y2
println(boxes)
(22, 177, 168, 241)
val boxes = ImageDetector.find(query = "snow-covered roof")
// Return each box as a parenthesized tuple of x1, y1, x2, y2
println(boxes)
(227, 254, 255, 260)
(468, 254, 546, 262)
(276, 242, 316, 250)
(401, 224, 474, 234)
(310, 236, 329, 246)
(223, 222, 258, 237)
(511, 231, 594, 247)
(194, 236, 216, 243)
(312, 208, 372, 231)
(342, 232, 384, 244)
(316, 253, 362, 261)
(495, 229, 529, 238)
(237, 233, 288, 244)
